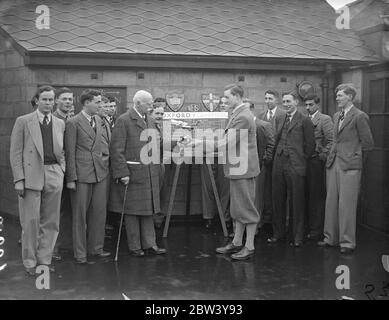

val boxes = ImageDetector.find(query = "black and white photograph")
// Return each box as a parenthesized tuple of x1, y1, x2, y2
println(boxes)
(0, 0, 388, 305)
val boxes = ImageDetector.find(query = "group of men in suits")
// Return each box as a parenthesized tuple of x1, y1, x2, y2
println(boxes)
(198, 83, 373, 259)
(10, 82, 373, 273)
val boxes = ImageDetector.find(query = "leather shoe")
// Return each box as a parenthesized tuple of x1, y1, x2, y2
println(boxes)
(52, 253, 62, 261)
(228, 232, 235, 238)
(75, 257, 88, 264)
(130, 249, 145, 257)
(204, 219, 214, 229)
(231, 247, 254, 261)
(216, 242, 242, 254)
(340, 247, 354, 255)
(267, 237, 280, 244)
(25, 267, 37, 276)
(144, 246, 167, 255)
(290, 241, 303, 247)
(306, 234, 320, 241)
(317, 240, 331, 247)
(92, 251, 111, 258)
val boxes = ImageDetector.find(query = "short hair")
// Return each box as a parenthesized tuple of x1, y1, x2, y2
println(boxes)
(303, 94, 320, 104)
(224, 84, 244, 98)
(80, 89, 101, 105)
(335, 83, 357, 100)
(101, 95, 109, 103)
(264, 90, 280, 98)
(154, 97, 167, 104)
(282, 91, 299, 101)
(55, 87, 72, 99)
(33, 85, 55, 102)
(105, 94, 118, 103)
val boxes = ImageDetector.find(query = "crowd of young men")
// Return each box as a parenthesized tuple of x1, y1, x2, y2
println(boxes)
(9, 82, 374, 275)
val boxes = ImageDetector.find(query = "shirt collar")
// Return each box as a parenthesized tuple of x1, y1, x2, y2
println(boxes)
(133, 106, 145, 120)
(81, 110, 93, 122)
(343, 104, 353, 115)
(310, 110, 319, 119)
(36, 109, 51, 124)
(55, 108, 68, 119)
(288, 109, 297, 120)
(268, 106, 277, 115)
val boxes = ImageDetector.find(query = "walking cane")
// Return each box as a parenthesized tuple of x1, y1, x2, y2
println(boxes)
(114, 183, 129, 262)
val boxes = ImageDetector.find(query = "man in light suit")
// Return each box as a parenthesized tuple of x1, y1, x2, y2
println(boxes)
(10, 85, 65, 275)
(257, 90, 286, 225)
(65, 89, 111, 264)
(318, 83, 374, 254)
(304, 94, 334, 241)
(268, 91, 315, 247)
(211, 84, 260, 260)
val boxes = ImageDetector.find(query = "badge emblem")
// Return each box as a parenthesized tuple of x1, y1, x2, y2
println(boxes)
(201, 93, 220, 112)
(166, 93, 185, 112)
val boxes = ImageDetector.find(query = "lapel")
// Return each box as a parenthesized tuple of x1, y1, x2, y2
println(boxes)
(105, 118, 112, 142)
(338, 106, 356, 134)
(78, 112, 96, 140)
(311, 112, 320, 126)
(130, 107, 147, 131)
(51, 116, 61, 156)
(334, 112, 340, 137)
(287, 111, 300, 133)
(27, 112, 44, 160)
(93, 116, 102, 149)
(225, 104, 247, 131)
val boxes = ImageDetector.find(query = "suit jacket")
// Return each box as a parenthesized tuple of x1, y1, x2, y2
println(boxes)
(223, 104, 260, 179)
(53, 109, 67, 122)
(327, 106, 374, 170)
(65, 112, 109, 183)
(255, 118, 275, 166)
(109, 107, 160, 215)
(310, 111, 334, 161)
(274, 111, 315, 176)
(258, 106, 286, 136)
(10, 111, 65, 191)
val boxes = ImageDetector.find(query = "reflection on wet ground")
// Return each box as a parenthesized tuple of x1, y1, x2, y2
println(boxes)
(0, 217, 388, 300)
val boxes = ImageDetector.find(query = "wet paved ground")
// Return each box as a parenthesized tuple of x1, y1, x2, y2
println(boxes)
(0, 216, 388, 300)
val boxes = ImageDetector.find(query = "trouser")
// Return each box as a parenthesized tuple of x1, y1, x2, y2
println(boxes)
(54, 185, 72, 252)
(272, 154, 305, 242)
(125, 215, 156, 251)
(255, 164, 266, 228)
(262, 163, 273, 224)
(306, 156, 326, 237)
(18, 164, 63, 268)
(70, 178, 107, 259)
(200, 164, 218, 219)
(323, 157, 361, 249)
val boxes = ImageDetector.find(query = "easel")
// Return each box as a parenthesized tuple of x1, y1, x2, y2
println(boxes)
(162, 159, 228, 238)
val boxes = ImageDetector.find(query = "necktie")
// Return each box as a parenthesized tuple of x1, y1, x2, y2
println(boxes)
(268, 110, 273, 121)
(284, 114, 291, 130)
(339, 109, 345, 121)
(43, 115, 49, 126)
(90, 116, 96, 132)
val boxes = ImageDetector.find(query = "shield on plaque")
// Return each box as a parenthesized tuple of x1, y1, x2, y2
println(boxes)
(166, 93, 185, 112)
(201, 93, 220, 112)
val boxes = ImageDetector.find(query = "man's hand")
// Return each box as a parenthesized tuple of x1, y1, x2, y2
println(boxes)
(14, 180, 25, 198)
(66, 182, 76, 190)
(120, 176, 130, 185)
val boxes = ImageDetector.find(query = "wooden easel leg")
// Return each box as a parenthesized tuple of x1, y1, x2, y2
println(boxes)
(163, 163, 181, 238)
(206, 164, 228, 237)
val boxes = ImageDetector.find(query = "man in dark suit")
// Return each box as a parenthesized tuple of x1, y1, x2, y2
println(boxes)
(209, 85, 260, 260)
(109, 90, 166, 257)
(65, 89, 111, 264)
(248, 102, 275, 233)
(10, 85, 65, 275)
(304, 94, 334, 241)
(318, 83, 374, 254)
(257, 90, 286, 225)
(52, 87, 74, 260)
(268, 91, 315, 247)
